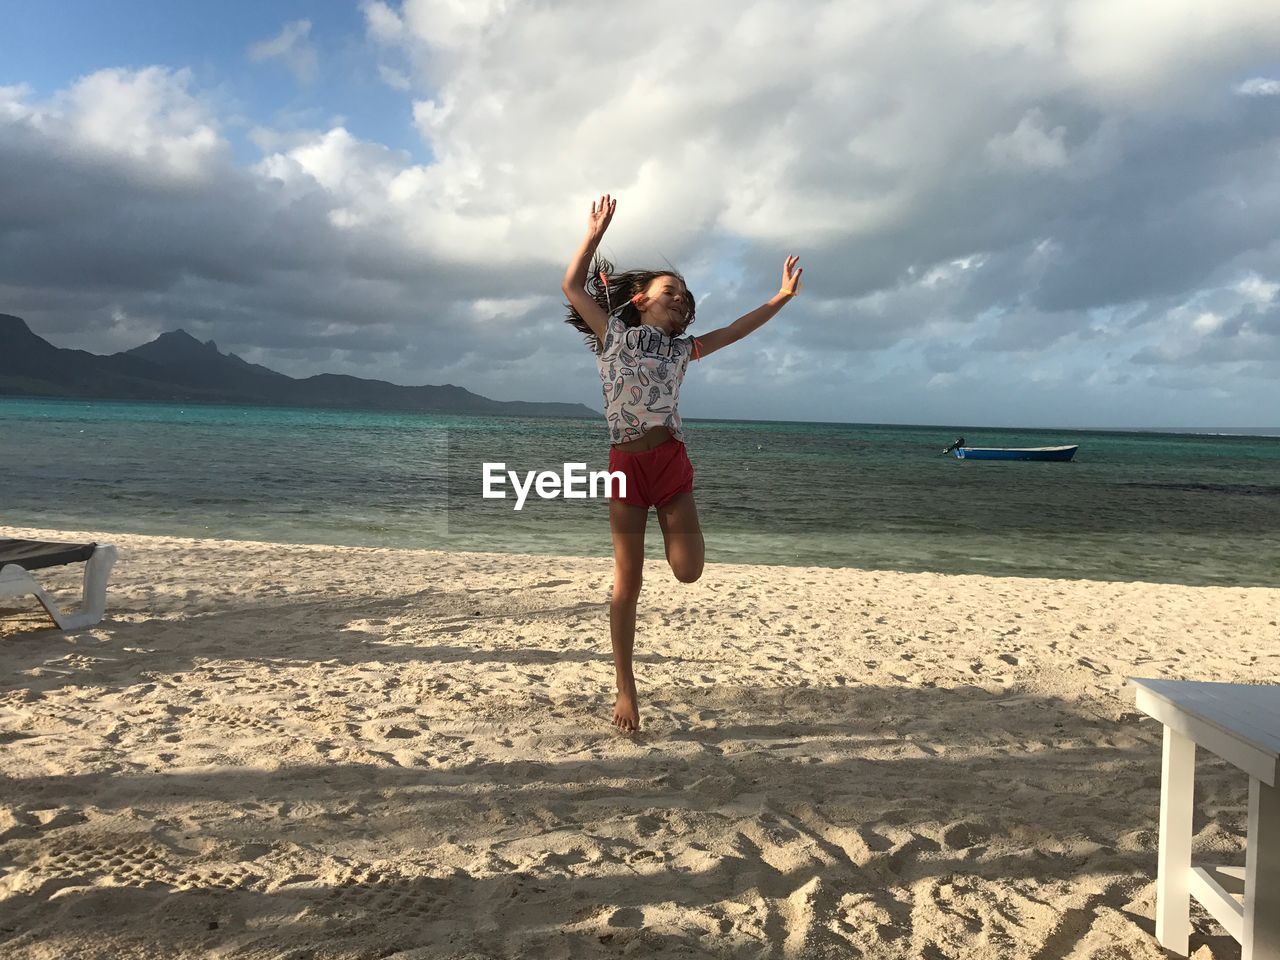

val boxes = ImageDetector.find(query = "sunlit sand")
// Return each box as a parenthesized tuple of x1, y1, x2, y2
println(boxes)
(1, 527, 1273, 958)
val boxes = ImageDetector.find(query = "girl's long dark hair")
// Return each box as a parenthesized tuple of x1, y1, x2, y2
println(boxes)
(564, 256, 696, 353)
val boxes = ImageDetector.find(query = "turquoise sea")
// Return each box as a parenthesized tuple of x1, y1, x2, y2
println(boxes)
(2, 397, 1278, 587)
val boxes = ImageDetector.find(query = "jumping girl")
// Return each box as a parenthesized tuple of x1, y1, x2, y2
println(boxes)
(562, 194, 802, 732)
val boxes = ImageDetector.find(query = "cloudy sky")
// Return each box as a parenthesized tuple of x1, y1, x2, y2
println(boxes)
(4, 0, 1280, 429)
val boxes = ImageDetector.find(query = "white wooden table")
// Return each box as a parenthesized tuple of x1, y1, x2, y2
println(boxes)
(1130, 678, 1280, 959)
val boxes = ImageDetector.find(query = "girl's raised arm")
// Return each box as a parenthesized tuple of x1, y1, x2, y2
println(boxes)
(561, 195, 616, 343)
(692, 255, 802, 359)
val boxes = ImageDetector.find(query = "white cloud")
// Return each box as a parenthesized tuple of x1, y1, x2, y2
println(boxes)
(248, 19, 319, 85)
(1131, 273, 1280, 367)
(1236, 77, 1280, 97)
(1235, 273, 1280, 303)
(347, 0, 1280, 280)
(1063, 0, 1280, 106)
(0, 83, 34, 121)
(1192, 311, 1223, 334)
(986, 110, 1070, 171)
(399, 0, 511, 51)
(11, 67, 227, 182)
(362, 1, 405, 45)
(378, 64, 412, 90)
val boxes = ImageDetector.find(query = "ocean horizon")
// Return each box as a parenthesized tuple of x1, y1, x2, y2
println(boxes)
(3, 395, 1278, 588)
(5, 393, 1279, 437)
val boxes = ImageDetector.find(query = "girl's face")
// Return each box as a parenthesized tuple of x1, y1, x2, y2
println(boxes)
(638, 275, 690, 334)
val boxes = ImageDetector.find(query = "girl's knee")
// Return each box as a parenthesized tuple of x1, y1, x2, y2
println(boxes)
(671, 558, 703, 583)
(612, 570, 643, 603)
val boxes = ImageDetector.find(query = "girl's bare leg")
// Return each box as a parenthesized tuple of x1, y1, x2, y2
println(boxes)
(609, 499, 648, 731)
(656, 492, 704, 583)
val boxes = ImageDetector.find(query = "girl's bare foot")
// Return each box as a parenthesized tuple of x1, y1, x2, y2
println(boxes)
(613, 685, 640, 732)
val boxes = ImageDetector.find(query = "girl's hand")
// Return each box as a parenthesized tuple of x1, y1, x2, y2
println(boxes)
(779, 254, 803, 298)
(588, 194, 616, 239)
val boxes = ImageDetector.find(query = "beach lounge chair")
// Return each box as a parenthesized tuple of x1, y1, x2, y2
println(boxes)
(0, 538, 118, 631)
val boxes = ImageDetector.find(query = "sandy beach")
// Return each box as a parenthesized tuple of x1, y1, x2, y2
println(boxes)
(1, 525, 1276, 959)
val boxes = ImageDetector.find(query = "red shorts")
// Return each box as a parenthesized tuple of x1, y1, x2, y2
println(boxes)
(608, 437, 694, 509)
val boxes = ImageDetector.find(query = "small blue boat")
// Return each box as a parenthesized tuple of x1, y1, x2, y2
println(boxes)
(942, 437, 1078, 461)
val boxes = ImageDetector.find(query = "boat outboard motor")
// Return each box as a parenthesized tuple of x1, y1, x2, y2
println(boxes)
(942, 436, 965, 455)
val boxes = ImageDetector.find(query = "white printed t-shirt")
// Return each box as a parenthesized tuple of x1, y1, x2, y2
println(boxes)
(595, 313, 695, 444)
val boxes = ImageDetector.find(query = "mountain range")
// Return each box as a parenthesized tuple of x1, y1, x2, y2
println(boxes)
(0, 315, 595, 418)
